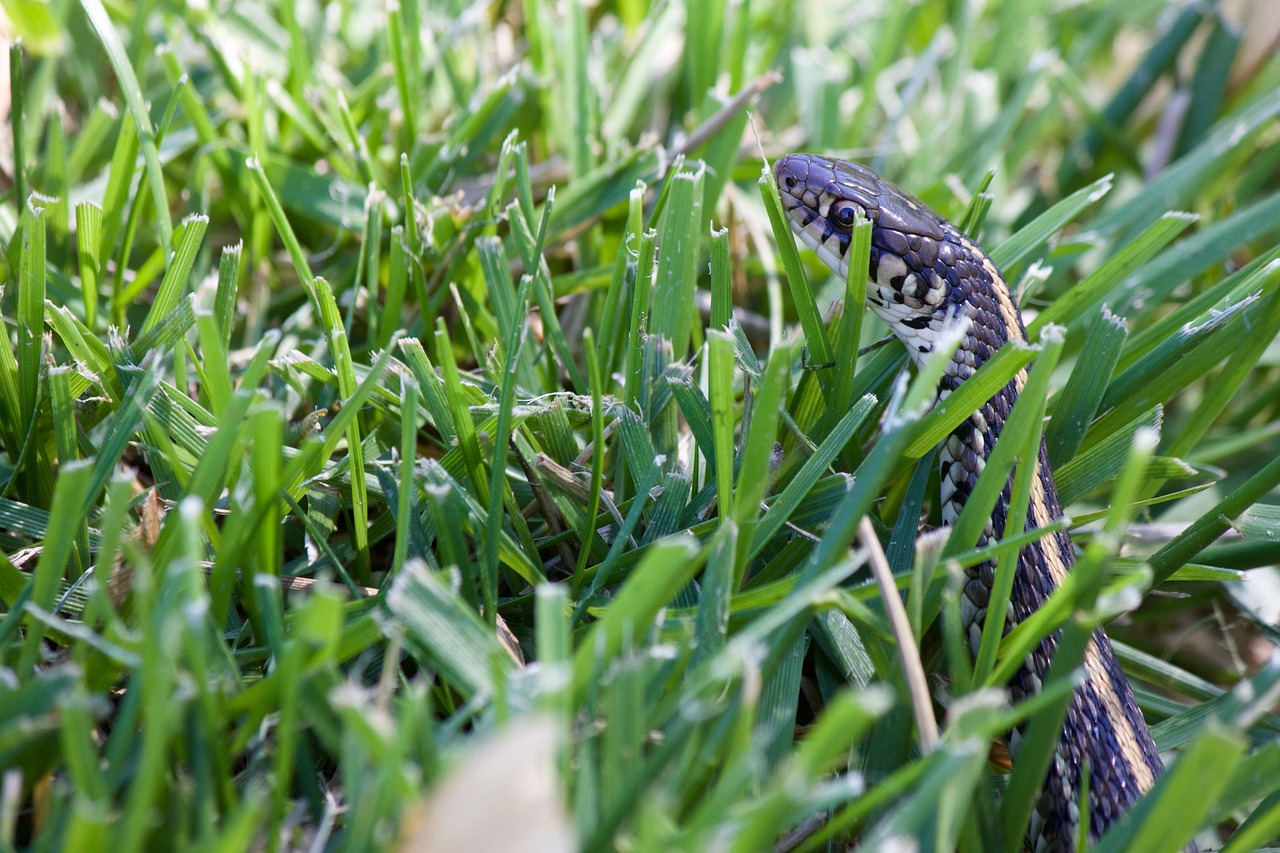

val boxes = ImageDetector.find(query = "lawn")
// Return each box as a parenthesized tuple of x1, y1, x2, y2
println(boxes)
(3, 0, 1280, 851)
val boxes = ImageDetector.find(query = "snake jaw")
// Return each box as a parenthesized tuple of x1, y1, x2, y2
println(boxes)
(775, 153, 869, 275)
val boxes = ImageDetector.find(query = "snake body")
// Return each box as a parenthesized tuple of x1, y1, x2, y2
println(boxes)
(774, 154, 1172, 851)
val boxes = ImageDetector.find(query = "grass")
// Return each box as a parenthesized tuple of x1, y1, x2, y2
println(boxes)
(3, 0, 1280, 851)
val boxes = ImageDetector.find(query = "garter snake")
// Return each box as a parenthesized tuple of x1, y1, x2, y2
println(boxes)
(774, 154, 1178, 851)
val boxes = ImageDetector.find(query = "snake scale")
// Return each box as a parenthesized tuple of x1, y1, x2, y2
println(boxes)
(774, 153, 1183, 852)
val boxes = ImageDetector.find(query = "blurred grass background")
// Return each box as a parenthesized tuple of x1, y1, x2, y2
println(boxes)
(2, 0, 1280, 850)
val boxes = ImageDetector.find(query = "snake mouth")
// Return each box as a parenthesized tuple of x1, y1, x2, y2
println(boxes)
(774, 154, 858, 273)
(778, 199, 853, 277)
(774, 154, 836, 215)
(773, 154, 813, 199)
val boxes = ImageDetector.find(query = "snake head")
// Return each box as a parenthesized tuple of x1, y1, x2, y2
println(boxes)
(775, 154, 987, 364)
(774, 154, 873, 274)
(775, 153, 949, 278)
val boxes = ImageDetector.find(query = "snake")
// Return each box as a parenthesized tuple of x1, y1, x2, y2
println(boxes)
(774, 154, 1179, 851)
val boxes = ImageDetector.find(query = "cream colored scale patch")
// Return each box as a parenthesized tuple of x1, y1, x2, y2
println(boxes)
(866, 257, 955, 358)
(1082, 636, 1157, 791)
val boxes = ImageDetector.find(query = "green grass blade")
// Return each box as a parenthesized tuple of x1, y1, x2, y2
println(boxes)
(1028, 212, 1196, 335)
(1046, 306, 1127, 466)
(649, 166, 706, 357)
(387, 559, 513, 699)
(79, 0, 172, 256)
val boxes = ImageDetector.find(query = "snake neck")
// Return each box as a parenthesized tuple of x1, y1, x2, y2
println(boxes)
(865, 215, 1170, 852)
(857, 222, 1071, 646)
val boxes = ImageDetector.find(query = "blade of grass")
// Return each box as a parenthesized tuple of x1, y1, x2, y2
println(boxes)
(79, 0, 172, 256)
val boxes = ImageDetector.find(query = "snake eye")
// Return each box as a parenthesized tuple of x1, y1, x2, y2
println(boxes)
(829, 201, 859, 231)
